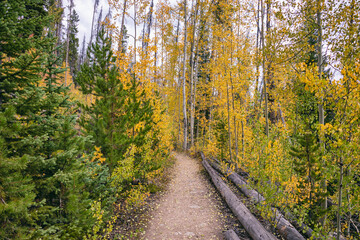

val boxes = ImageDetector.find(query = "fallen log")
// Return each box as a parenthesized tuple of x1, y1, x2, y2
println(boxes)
(224, 229, 241, 240)
(207, 156, 348, 240)
(202, 159, 278, 240)
(204, 154, 306, 240)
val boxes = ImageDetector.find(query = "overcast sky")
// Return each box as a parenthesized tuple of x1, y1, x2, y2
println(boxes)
(73, 0, 110, 44)
(70, 0, 178, 48)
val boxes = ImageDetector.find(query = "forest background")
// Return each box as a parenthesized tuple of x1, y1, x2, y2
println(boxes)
(0, 0, 360, 239)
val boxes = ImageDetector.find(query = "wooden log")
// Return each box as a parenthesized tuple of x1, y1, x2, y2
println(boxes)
(224, 229, 241, 240)
(206, 154, 347, 240)
(206, 157, 306, 240)
(202, 159, 278, 240)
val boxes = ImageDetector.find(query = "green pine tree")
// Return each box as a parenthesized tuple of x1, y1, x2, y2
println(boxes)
(0, 1, 51, 238)
(290, 130, 323, 223)
(0, 2, 100, 237)
(67, 9, 79, 79)
(76, 27, 127, 170)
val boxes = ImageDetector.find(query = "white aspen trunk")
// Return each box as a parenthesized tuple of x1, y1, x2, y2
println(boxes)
(260, 0, 269, 137)
(89, 0, 99, 50)
(225, 70, 233, 163)
(337, 157, 344, 240)
(317, 0, 327, 226)
(155, 19, 158, 81)
(118, 0, 128, 52)
(190, 0, 200, 148)
(182, 0, 188, 150)
(229, 37, 238, 162)
(134, 3, 137, 63)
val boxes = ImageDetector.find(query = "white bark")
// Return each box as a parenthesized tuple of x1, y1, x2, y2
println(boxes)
(182, 0, 188, 150)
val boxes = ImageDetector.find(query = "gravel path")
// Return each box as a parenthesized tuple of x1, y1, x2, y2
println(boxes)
(144, 152, 224, 240)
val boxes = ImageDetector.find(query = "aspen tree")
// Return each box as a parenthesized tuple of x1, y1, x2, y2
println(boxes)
(118, 0, 128, 52)
(189, 0, 199, 148)
(316, 0, 327, 227)
(89, 0, 100, 51)
(260, 0, 269, 137)
(182, 0, 188, 150)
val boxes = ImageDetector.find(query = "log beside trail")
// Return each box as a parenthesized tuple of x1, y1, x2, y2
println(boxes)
(201, 158, 278, 240)
(224, 229, 241, 240)
(207, 158, 307, 240)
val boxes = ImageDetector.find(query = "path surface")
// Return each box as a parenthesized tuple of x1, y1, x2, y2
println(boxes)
(144, 152, 224, 239)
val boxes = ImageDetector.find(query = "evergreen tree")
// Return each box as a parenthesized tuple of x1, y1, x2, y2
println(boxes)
(76, 27, 127, 169)
(0, 1, 50, 237)
(68, 9, 80, 79)
(290, 131, 323, 223)
(27, 36, 92, 238)
(0, 1, 97, 237)
(76, 27, 155, 175)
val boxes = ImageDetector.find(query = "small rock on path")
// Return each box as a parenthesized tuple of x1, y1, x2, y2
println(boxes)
(144, 152, 224, 239)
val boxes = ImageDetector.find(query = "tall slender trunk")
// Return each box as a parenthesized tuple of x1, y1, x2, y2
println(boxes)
(337, 157, 344, 240)
(118, 0, 128, 52)
(174, 20, 182, 145)
(182, 0, 188, 150)
(209, 89, 213, 141)
(190, 0, 199, 148)
(225, 69, 233, 163)
(261, 0, 269, 137)
(89, 0, 99, 50)
(155, 19, 158, 81)
(134, 3, 137, 63)
(317, 0, 327, 226)
(241, 120, 245, 161)
(192, 55, 199, 147)
(229, 36, 238, 162)
(255, 0, 260, 104)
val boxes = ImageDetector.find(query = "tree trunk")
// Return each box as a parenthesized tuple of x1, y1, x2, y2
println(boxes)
(207, 158, 306, 240)
(182, 0, 188, 150)
(225, 72, 233, 162)
(229, 36, 238, 162)
(317, 0, 327, 226)
(118, 0, 128, 52)
(134, 2, 137, 63)
(201, 157, 278, 240)
(89, 0, 99, 50)
(260, 0, 269, 137)
(241, 120, 245, 161)
(224, 229, 241, 240)
(190, 0, 199, 148)
(337, 157, 344, 240)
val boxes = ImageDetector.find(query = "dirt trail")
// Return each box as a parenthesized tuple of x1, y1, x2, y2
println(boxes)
(144, 152, 224, 240)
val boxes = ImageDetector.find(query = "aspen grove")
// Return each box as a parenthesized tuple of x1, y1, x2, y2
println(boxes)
(0, 0, 360, 239)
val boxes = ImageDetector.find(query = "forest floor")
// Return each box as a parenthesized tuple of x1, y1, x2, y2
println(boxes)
(143, 152, 228, 239)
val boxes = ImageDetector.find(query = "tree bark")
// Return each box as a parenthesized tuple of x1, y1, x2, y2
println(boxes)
(182, 0, 188, 150)
(207, 158, 306, 240)
(337, 157, 344, 240)
(118, 0, 128, 52)
(190, 0, 199, 148)
(89, 0, 99, 49)
(260, 0, 269, 137)
(201, 158, 278, 240)
(316, 0, 327, 226)
(225, 67, 233, 162)
(224, 229, 241, 240)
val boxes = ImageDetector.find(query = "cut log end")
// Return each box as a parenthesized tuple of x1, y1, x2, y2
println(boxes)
(224, 229, 241, 240)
